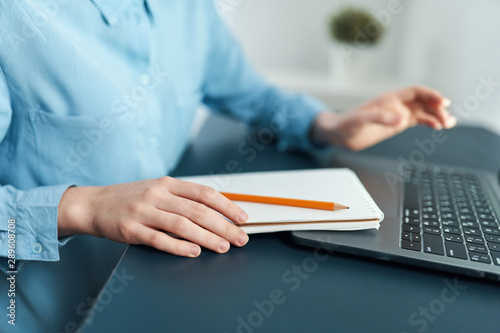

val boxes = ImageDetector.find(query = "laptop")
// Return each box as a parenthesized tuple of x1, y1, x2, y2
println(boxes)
(291, 153, 500, 281)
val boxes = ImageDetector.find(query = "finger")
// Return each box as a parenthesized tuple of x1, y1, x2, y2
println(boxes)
(403, 94, 452, 128)
(167, 178, 249, 224)
(398, 85, 448, 105)
(414, 109, 443, 130)
(428, 98, 456, 128)
(444, 114, 457, 128)
(153, 210, 237, 253)
(132, 223, 202, 257)
(419, 102, 457, 128)
(139, 209, 234, 254)
(399, 86, 453, 125)
(162, 195, 248, 247)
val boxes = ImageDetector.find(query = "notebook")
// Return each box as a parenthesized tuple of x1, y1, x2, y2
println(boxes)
(180, 168, 384, 234)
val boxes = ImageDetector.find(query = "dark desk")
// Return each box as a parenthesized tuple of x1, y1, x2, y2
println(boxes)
(80, 115, 500, 333)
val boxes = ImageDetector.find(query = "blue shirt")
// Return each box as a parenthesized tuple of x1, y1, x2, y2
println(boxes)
(0, 0, 326, 265)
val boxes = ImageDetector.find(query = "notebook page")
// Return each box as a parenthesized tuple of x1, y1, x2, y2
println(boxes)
(181, 169, 383, 225)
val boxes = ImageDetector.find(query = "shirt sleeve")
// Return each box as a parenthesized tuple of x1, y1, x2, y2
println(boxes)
(201, 2, 328, 152)
(0, 66, 75, 274)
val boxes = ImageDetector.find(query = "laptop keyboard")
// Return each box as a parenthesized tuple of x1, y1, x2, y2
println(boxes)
(401, 166, 500, 266)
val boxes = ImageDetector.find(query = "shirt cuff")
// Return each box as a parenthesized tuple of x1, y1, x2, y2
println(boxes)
(273, 92, 329, 152)
(0, 184, 76, 269)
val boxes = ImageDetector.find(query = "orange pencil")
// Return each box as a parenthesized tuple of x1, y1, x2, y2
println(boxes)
(221, 192, 349, 211)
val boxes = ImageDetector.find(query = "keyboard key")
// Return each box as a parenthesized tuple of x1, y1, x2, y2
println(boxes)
(480, 220, 498, 228)
(461, 221, 479, 228)
(422, 213, 439, 220)
(403, 217, 420, 226)
(442, 220, 460, 227)
(467, 243, 488, 254)
(474, 199, 489, 206)
(423, 227, 441, 235)
(442, 226, 461, 235)
(445, 241, 467, 259)
(485, 235, 500, 244)
(423, 220, 440, 227)
(458, 207, 473, 214)
(439, 207, 454, 213)
(487, 242, 500, 252)
(463, 227, 481, 236)
(468, 252, 492, 264)
(404, 207, 420, 218)
(442, 213, 457, 220)
(478, 213, 496, 221)
(491, 251, 500, 266)
(476, 206, 493, 214)
(422, 207, 435, 213)
(483, 227, 500, 235)
(444, 234, 463, 243)
(465, 235, 485, 244)
(411, 233, 421, 243)
(457, 201, 471, 208)
(422, 200, 434, 207)
(402, 232, 411, 241)
(402, 224, 420, 233)
(423, 234, 444, 255)
(402, 240, 421, 252)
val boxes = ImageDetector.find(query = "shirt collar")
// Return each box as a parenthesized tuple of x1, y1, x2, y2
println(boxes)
(90, 0, 138, 26)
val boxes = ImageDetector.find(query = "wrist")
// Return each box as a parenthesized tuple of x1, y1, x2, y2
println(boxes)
(57, 186, 101, 237)
(310, 111, 344, 147)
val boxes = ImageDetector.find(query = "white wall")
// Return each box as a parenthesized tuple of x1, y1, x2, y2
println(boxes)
(225, 0, 404, 74)
(221, 0, 500, 133)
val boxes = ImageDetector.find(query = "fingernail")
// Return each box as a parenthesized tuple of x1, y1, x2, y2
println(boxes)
(190, 246, 200, 257)
(442, 98, 451, 107)
(220, 240, 230, 252)
(238, 232, 249, 246)
(238, 210, 249, 223)
(446, 116, 457, 128)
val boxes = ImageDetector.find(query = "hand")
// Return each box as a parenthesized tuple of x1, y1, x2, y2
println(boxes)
(57, 177, 250, 257)
(311, 85, 457, 151)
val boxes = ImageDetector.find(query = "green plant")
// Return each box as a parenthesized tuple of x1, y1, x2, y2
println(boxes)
(329, 8, 384, 46)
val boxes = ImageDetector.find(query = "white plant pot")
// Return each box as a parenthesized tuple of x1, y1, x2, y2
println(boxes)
(329, 43, 382, 85)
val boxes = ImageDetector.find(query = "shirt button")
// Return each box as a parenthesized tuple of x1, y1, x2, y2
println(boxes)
(32, 243, 42, 254)
(139, 74, 151, 86)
